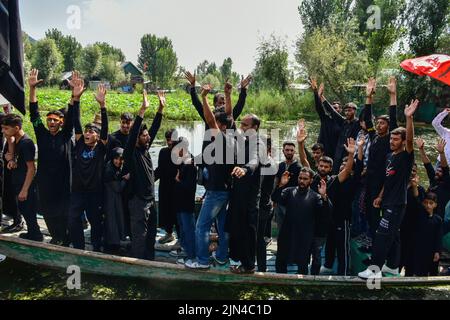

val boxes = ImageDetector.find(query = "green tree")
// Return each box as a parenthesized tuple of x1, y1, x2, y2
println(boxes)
(253, 35, 291, 92)
(31, 38, 63, 84)
(220, 57, 233, 81)
(98, 56, 127, 84)
(298, 0, 353, 34)
(45, 28, 82, 71)
(137, 34, 178, 88)
(94, 42, 126, 62)
(196, 60, 211, 76)
(296, 24, 370, 102)
(77, 45, 103, 80)
(353, 0, 406, 75)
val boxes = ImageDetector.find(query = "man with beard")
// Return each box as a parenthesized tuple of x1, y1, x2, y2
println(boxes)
(310, 78, 341, 159)
(272, 168, 332, 274)
(227, 110, 265, 274)
(298, 120, 357, 275)
(417, 138, 450, 219)
(362, 77, 399, 252)
(359, 100, 419, 279)
(27, 69, 80, 245)
(155, 129, 180, 245)
(273, 142, 302, 229)
(123, 90, 165, 260)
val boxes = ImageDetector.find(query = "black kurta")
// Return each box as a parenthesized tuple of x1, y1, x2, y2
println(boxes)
(272, 187, 332, 273)
(103, 161, 126, 246)
(30, 101, 74, 218)
(155, 147, 179, 232)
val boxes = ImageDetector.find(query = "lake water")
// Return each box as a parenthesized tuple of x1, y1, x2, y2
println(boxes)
(0, 119, 446, 300)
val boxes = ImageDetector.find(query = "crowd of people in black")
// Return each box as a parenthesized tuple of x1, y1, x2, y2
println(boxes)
(0, 68, 449, 278)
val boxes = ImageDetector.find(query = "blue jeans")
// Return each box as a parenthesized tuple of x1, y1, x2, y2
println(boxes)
(195, 191, 229, 265)
(177, 212, 196, 259)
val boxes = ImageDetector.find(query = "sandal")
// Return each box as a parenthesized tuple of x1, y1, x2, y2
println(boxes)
(230, 265, 255, 275)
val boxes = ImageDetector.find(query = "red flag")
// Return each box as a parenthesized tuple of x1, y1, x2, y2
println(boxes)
(401, 54, 450, 86)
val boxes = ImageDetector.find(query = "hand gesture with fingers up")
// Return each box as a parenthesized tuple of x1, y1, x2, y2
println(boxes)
(201, 84, 212, 98)
(184, 71, 196, 87)
(95, 84, 107, 108)
(404, 99, 420, 118)
(28, 69, 44, 88)
(240, 75, 252, 90)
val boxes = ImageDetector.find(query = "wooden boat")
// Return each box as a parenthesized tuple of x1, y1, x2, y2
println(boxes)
(1, 217, 450, 287)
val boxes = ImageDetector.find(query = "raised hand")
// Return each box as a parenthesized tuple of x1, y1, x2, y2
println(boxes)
(318, 179, 327, 197)
(72, 78, 86, 99)
(309, 77, 318, 91)
(157, 90, 166, 108)
(297, 119, 308, 144)
(224, 79, 233, 96)
(387, 76, 397, 96)
(201, 84, 212, 98)
(184, 71, 196, 87)
(366, 77, 377, 98)
(404, 99, 420, 118)
(142, 90, 150, 110)
(28, 69, 44, 88)
(415, 137, 425, 150)
(357, 135, 366, 148)
(344, 138, 356, 154)
(240, 75, 253, 90)
(410, 175, 419, 188)
(68, 70, 80, 89)
(279, 171, 290, 187)
(94, 84, 107, 107)
(318, 83, 325, 99)
(436, 138, 447, 154)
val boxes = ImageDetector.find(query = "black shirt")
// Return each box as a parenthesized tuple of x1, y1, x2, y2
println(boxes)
(204, 131, 235, 192)
(123, 113, 162, 201)
(382, 150, 414, 207)
(30, 101, 73, 191)
(174, 157, 197, 213)
(72, 139, 107, 193)
(314, 92, 341, 158)
(276, 160, 302, 189)
(8, 134, 35, 189)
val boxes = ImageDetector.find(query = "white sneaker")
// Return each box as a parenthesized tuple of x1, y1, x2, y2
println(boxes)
(177, 258, 194, 265)
(358, 268, 382, 279)
(382, 265, 399, 276)
(184, 260, 210, 270)
(320, 266, 334, 275)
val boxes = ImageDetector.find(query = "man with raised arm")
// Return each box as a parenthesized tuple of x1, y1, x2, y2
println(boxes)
(363, 77, 399, 252)
(27, 69, 80, 245)
(123, 90, 165, 260)
(185, 84, 235, 270)
(68, 84, 109, 252)
(359, 100, 419, 279)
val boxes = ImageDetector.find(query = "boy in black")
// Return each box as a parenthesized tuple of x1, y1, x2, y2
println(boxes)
(123, 90, 164, 260)
(28, 69, 78, 245)
(1, 114, 42, 241)
(410, 192, 443, 276)
(417, 138, 450, 219)
(359, 100, 419, 279)
(68, 84, 109, 251)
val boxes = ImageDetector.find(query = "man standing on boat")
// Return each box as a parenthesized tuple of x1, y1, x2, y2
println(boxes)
(185, 84, 235, 270)
(272, 167, 332, 274)
(359, 100, 419, 279)
(68, 84, 109, 252)
(123, 90, 165, 260)
(27, 69, 80, 246)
